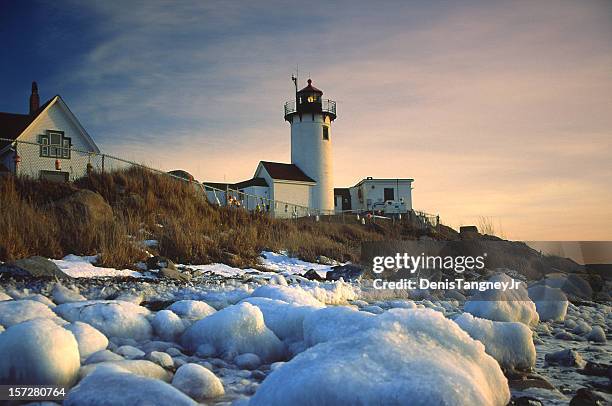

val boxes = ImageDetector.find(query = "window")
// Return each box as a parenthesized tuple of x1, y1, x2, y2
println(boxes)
(322, 126, 329, 140)
(384, 188, 395, 201)
(39, 131, 71, 159)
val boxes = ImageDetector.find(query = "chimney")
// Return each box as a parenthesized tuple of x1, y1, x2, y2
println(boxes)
(29, 81, 40, 115)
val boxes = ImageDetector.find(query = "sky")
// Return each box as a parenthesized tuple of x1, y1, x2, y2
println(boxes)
(1, 0, 611, 240)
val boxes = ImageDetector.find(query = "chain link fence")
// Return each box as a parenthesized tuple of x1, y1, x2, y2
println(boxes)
(0, 138, 439, 226)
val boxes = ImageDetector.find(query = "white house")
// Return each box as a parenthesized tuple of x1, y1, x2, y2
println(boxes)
(204, 78, 415, 218)
(0, 82, 100, 181)
(334, 177, 413, 215)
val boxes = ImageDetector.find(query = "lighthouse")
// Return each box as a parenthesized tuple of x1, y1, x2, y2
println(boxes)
(284, 78, 337, 212)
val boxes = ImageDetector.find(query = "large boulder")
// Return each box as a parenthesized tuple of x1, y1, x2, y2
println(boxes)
(0, 256, 71, 279)
(325, 264, 364, 281)
(0, 318, 80, 386)
(54, 190, 113, 226)
(65, 321, 108, 359)
(0, 299, 65, 327)
(172, 363, 224, 401)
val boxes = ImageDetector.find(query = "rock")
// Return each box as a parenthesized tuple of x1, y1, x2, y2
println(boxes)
(234, 353, 262, 370)
(326, 264, 364, 281)
(159, 267, 191, 282)
(580, 361, 611, 377)
(146, 256, 176, 271)
(569, 388, 610, 406)
(83, 350, 124, 365)
(0, 318, 80, 386)
(302, 269, 325, 281)
(115, 345, 145, 359)
(152, 310, 186, 341)
(545, 349, 586, 368)
(55, 190, 113, 227)
(507, 373, 556, 391)
(0, 291, 11, 301)
(0, 256, 70, 279)
(147, 351, 174, 369)
(65, 322, 108, 359)
(172, 363, 225, 401)
(52, 283, 86, 304)
(0, 299, 65, 327)
(572, 321, 592, 335)
(555, 331, 585, 341)
(65, 365, 196, 406)
(79, 360, 173, 382)
(586, 326, 606, 343)
(510, 396, 544, 406)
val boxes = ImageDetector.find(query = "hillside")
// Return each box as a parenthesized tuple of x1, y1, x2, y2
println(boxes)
(0, 168, 448, 268)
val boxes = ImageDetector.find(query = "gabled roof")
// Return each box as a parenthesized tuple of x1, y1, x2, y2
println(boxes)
(0, 95, 100, 153)
(234, 177, 268, 189)
(259, 161, 316, 183)
(0, 96, 55, 150)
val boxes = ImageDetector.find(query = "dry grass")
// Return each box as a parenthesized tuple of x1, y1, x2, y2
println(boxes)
(0, 168, 441, 268)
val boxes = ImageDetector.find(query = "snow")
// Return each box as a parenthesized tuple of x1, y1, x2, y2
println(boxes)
(0, 299, 65, 327)
(79, 360, 173, 382)
(151, 310, 186, 342)
(527, 285, 568, 322)
(167, 300, 216, 321)
(234, 353, 262, 370)
(172, 363, 225, 401)
(240, 297, 318, 343)
(52, 283, 87, 304)
(52, 256, 144, 278)
(250, 285, 324, 307)
(0, 318, 80, 386)
(0, 291, 12, 301)
(65, 365, 196, 406)
(251, 308, 510, 406)
(464, 273, 539, 326)
(259, 251, 331, 275)
(454, 313, 536, 372)
(303, 306, 376, 347)
(300, 280, 358, 305)
(181, 302, 285, 362)
(64, 322, 109, 359)
(183, 263, 258, 278)
(54, 300, 152, 341)
(83, 350, 124, 364)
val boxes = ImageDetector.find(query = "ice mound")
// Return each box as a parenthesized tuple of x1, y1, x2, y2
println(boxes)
(152, 310, 186, 341)
(527, 285, 568, 322)
(79, 360, 173, 382)
(0, 318, 80, 386)
(65, 365, 196, 406)
(464, 273, 539, 326)
(172, 363, 225, 401)
(52, 283, 86, 304)
(241, 297, 318, 342)
(303, 306, 376, 346)
(300, 281, 358, 305)
(250, 285, 324, 307)
(167, 300, 216, 321)
(454, 313, 536, 372)
(181, 302, 285, 362)
(65, 322, 109, 359)
(54, 300, 152, 341)
(0, 299, 65, 327)
(250, 308, 510, 406)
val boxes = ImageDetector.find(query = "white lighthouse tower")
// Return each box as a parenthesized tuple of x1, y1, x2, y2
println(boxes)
(284, 78, 337, 212)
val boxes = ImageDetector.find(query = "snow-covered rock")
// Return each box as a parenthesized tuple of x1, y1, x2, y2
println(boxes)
(52, 284, 86, 304)
(115, 345, 145, 359)
(464, 273, 539, 326)
(147, 351, 174, 368)
(303, 306, 375, 346)
(54, 300, 152, 341)
(152, 310, 186, 342)
(181, 302, 285, 362)
(65, 322, 108, 359)
(0, 291, 12, 301)
(79, 360, 173, 382)
(167, 300, 216, 321)
(587, 326, 606, 343)
(65, 365, 195, 406)
(250, 285, 324, 307)
(234, 353, 261, 370)
(83, 350, 124, 365)
(0, 318, 80, 386)
(0, 299, 65, 327)
(241, 297, 318, 342)
(527, 285, 568, 321)
(23, 293, 56, 307)
(172, 363, 225, 401)
(572, 320, 592, 335)
(454, 313, 536, 371)
(250, 308, 510, 406)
